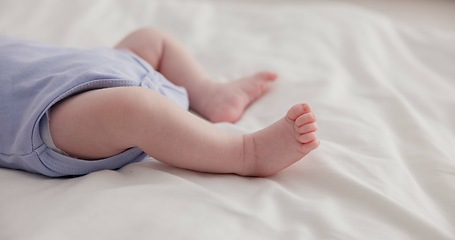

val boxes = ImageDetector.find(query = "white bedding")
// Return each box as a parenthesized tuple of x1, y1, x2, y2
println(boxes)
(1, 1, 454, 239)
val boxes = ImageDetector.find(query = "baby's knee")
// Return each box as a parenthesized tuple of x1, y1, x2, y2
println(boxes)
(126, 27, 169, 43)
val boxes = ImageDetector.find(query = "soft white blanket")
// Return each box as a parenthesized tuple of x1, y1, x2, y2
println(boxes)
(1, 1, 454, 239)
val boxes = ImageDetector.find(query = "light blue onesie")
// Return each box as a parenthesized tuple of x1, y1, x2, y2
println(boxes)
(0, 36, 189, 177)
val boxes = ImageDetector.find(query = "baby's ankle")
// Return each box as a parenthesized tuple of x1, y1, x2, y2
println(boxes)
(238, 133, 274, 177)
(237, 134, 256, 176)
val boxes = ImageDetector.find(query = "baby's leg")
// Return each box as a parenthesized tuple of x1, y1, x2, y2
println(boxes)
(115, 28, 277, 123)
(49, 87, 319, 176)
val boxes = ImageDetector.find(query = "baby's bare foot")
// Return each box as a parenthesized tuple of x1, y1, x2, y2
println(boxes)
(240, 103, 319, 177)
(202, 71, 277, 123)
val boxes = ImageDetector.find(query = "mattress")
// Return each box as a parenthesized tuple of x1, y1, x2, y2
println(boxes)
(0, 0, 454, 239)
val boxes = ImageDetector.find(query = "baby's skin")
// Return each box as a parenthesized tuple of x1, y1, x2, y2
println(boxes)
(49, 28, 319, 177)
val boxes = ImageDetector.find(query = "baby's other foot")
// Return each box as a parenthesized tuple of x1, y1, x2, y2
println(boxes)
(202, 71, 277, 123)
(241, 103, 319, 177)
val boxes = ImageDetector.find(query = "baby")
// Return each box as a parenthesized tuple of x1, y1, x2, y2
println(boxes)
(0, 28, 319, 177)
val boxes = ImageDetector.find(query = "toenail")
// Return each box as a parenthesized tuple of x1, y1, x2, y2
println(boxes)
(302, 104, 309, 112)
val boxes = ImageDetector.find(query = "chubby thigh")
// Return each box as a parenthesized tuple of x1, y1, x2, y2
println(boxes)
(49, 87, 148, 160)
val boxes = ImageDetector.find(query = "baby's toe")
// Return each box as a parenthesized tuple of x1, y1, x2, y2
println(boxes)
(297, 122, 318, 134)
(295, 112, 316, 127)
(286, 103, 312, 121)
(300, 139, 320, 153)
(254, 71, 278, 81)
(298, 132, 317, 143)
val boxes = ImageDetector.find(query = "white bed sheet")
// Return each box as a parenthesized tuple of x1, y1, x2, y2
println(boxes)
(0, 0, 454, 239)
